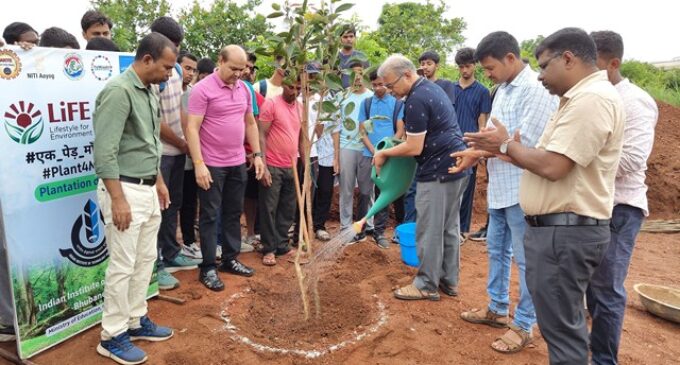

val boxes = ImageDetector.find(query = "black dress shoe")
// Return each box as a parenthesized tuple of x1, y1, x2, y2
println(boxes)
(199, 269, 224, 292)
(218, 259, 255, 277)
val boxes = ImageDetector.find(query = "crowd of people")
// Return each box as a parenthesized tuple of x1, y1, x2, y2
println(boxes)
(0, 9, 658, 365)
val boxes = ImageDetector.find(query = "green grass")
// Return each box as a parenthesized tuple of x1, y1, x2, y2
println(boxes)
(645, 85, 680, 107)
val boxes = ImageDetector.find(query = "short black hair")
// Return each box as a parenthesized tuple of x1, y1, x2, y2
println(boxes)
(590, 30, 624, 61)
(3, 22, 37, 44)
(196, 57, 216, 75)
(150, 16, 184, 45)
(86, 37, 119, 52)
(368, 69, 379, 81)
(455, 47, 475, 65)
(347, 60, 367, 69)
(39, 27, 80, 49)
(341, 24, 356, 36)
(247, 52, 257, 63)
(134, 32, 177, 61)
(475, 31, 520, 62)
(178, 52, 197, 64)
(81, 10, 112, 32)
(418, 50, 440, 64)
(535, 27, 597, 65)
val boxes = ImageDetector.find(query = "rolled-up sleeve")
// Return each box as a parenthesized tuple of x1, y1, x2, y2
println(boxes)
(93, 86, 130, 179)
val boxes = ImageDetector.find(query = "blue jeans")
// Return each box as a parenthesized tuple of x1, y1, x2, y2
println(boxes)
(587, 204, 644, 365)
(486, 204, 536, 332)
(403, 178, 417, 223)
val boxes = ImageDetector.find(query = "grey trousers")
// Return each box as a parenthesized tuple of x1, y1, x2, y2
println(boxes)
(525, 224, 609, 365)
(259, 166, 297, 255)
(0, 240, 14, 325)
(413, 177, 467, 292)
(339, 149, 373, 231)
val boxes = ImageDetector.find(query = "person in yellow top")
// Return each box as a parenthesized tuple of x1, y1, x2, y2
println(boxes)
(453, 28, 624, 364)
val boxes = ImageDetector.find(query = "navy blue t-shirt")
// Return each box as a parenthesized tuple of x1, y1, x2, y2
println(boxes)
(453, 80, 492, 134)
(404, 78, 469, 182)
(434, 79, 456, 107)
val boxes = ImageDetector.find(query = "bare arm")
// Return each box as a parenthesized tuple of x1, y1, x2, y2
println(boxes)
(359, 123, 375, 155)
(478, 113, 489, 131)
(185, 114, 213, 190)
(394, 120, 405, 140)
(506, 141, 575, 182)
(332, 130, 340, 175)
(160, 122, 188, 152)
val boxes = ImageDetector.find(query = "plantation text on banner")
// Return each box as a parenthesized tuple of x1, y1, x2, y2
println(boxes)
(0, 45, 155, 359)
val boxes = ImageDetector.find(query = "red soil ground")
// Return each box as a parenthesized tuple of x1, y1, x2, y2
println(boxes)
(1, 101, 678, 365)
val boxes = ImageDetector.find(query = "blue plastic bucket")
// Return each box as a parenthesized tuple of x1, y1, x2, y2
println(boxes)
(395, 223, 419, 267)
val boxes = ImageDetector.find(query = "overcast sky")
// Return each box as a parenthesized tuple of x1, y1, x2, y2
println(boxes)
(1, 0, 676, 63)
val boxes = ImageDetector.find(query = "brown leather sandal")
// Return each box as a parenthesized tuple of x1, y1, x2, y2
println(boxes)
(460, 307, 510, 328)
(491, 324, 533, 354)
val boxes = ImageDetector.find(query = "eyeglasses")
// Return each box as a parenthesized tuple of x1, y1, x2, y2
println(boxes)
(384, 74, 404, 89)
(538, 52, 564, 71)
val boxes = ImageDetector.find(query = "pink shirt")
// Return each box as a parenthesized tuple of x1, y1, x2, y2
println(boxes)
(614, 79, 658, 216)
(188, 72, 252, 167)
(259, 95, 301, 168)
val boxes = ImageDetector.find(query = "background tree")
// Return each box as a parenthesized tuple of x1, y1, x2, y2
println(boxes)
(91, 0, 171, 52)
(370, 1, 465, 61)
(179, 0, 271, 60)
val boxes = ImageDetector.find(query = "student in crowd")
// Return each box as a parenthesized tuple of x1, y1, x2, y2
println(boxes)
(80, 9, 112, 41)
(376, 54, 469, 301)
(254, 55, 285, 98)
(333, 61, 374, 242)
(2, 22, 38, 46)
(150, 17, 200, 291)
(86, 37, 120, 51)
(588, 30, 658, 365)
(418, 50, 456, 106)
(194, 57, 215, 83)
(93, 32, 177, 365)
(338, 25, 367, 88)
(452, 47, 492, 239)
(358, 69, 404, 248)
(38, 27, 79, 49)
(258, 81, 304, 266)
(186, 45, 264, 292)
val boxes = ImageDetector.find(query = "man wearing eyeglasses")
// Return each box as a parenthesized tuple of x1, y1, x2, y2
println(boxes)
(374, 54, 469, 302)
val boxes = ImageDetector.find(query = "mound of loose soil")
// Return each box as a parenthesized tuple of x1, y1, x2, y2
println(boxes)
(646, 101, 680, 219)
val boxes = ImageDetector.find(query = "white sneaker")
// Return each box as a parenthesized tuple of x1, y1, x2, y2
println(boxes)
(240, 242, 255, 253)
(216, 245, 222, 260)
(181, 242, 202, 259)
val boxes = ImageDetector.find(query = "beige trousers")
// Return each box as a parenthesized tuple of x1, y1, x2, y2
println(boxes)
(97, 180, 160, 340)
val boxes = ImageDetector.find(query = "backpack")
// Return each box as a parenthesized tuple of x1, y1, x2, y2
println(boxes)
(259, 79, 268, 97)
(363, 96, 404, 133)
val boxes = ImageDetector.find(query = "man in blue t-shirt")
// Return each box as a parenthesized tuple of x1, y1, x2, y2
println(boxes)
(358, 69, 405, 248)
(375, 54, 470, 301)
(453, 47, 492, 237)
(338, 25, 368, 88)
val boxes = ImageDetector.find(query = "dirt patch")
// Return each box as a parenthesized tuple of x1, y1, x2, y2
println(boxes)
(646, 101, 680, 219)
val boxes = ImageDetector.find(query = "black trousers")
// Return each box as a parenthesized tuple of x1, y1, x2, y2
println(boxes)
(157, 155, 184, 264)
(312, 165, 334, 231)
(525, 224, 609, 365)
(197, 164, 246, 271)
(259, 166, 297, 255)
(180, 168, 198, 245)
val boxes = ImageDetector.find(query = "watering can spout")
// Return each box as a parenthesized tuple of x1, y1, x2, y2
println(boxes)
(358, 137, 417, 224)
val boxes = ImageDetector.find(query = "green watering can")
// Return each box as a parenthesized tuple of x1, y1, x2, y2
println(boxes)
(353, 137, 417, 233)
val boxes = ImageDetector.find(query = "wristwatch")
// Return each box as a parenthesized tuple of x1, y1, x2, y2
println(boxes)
(253, 152, 263, 158)
(499, 138, 514, 155)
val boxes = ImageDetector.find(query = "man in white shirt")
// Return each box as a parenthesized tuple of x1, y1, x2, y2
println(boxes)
(587, 30, 658, 365)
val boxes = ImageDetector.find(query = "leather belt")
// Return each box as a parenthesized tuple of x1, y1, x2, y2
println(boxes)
(119, 175, 157, 186)
(525, 212, 610, 227)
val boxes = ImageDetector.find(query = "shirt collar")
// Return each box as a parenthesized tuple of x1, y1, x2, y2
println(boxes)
(126, 67, 149, 90)
(212, 71, 241, 90)
(507, 64, 531, 88)
(407, 77, 426, 98)
(563, 70, 608, 99)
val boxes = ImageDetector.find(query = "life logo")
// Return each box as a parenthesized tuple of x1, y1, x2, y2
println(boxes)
(63, 53, 84, 80)
(0, 49, 21, 80)
(3, 101, 44, 144)
(60, 199, 109, 267)
(91, 55, 112, 81)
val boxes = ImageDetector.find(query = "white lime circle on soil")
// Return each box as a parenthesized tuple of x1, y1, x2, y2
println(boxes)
(219, 288, 389, 359)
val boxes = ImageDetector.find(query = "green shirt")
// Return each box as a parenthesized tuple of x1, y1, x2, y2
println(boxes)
(94, 67, 162, 179)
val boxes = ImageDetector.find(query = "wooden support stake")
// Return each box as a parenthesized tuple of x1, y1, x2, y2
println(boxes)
(157, 294, 186, 305)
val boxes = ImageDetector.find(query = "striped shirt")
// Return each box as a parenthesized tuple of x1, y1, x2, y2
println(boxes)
(487, 65, 558, 209)
(154, 66, 184, 156)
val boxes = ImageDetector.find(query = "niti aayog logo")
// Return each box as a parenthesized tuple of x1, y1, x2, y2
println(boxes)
(59, 199, 109, 267)
(0, 49, 21, 80)
(4, 101, 44, 144)
(63, 53, 84, 80)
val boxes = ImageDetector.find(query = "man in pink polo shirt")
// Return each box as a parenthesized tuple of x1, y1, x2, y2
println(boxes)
(258, 81, 303, 266)
(186, 45, 264, 291)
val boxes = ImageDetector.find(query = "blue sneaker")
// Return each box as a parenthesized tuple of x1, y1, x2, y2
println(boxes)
(97, 332, 147, 365)
(128, 316, 173, 342)
(157, 268, 180, 291)
(164, 253, 201, 273)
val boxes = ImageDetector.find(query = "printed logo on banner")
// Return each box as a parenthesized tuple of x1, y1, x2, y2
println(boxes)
(3, 101, 44, 144)
(0, 49, 22, 80)
(59, 199, 109, 267)
(118, 55, 134, 74)
(90, 55, 112, 81)
(63, 53, 84, 80)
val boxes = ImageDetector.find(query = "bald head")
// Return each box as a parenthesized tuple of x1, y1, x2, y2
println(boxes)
(219, 45, 247, 63)
(217, 45, 247, 85)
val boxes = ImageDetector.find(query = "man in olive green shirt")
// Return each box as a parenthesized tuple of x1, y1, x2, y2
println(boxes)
(93, 32, 175, 365)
